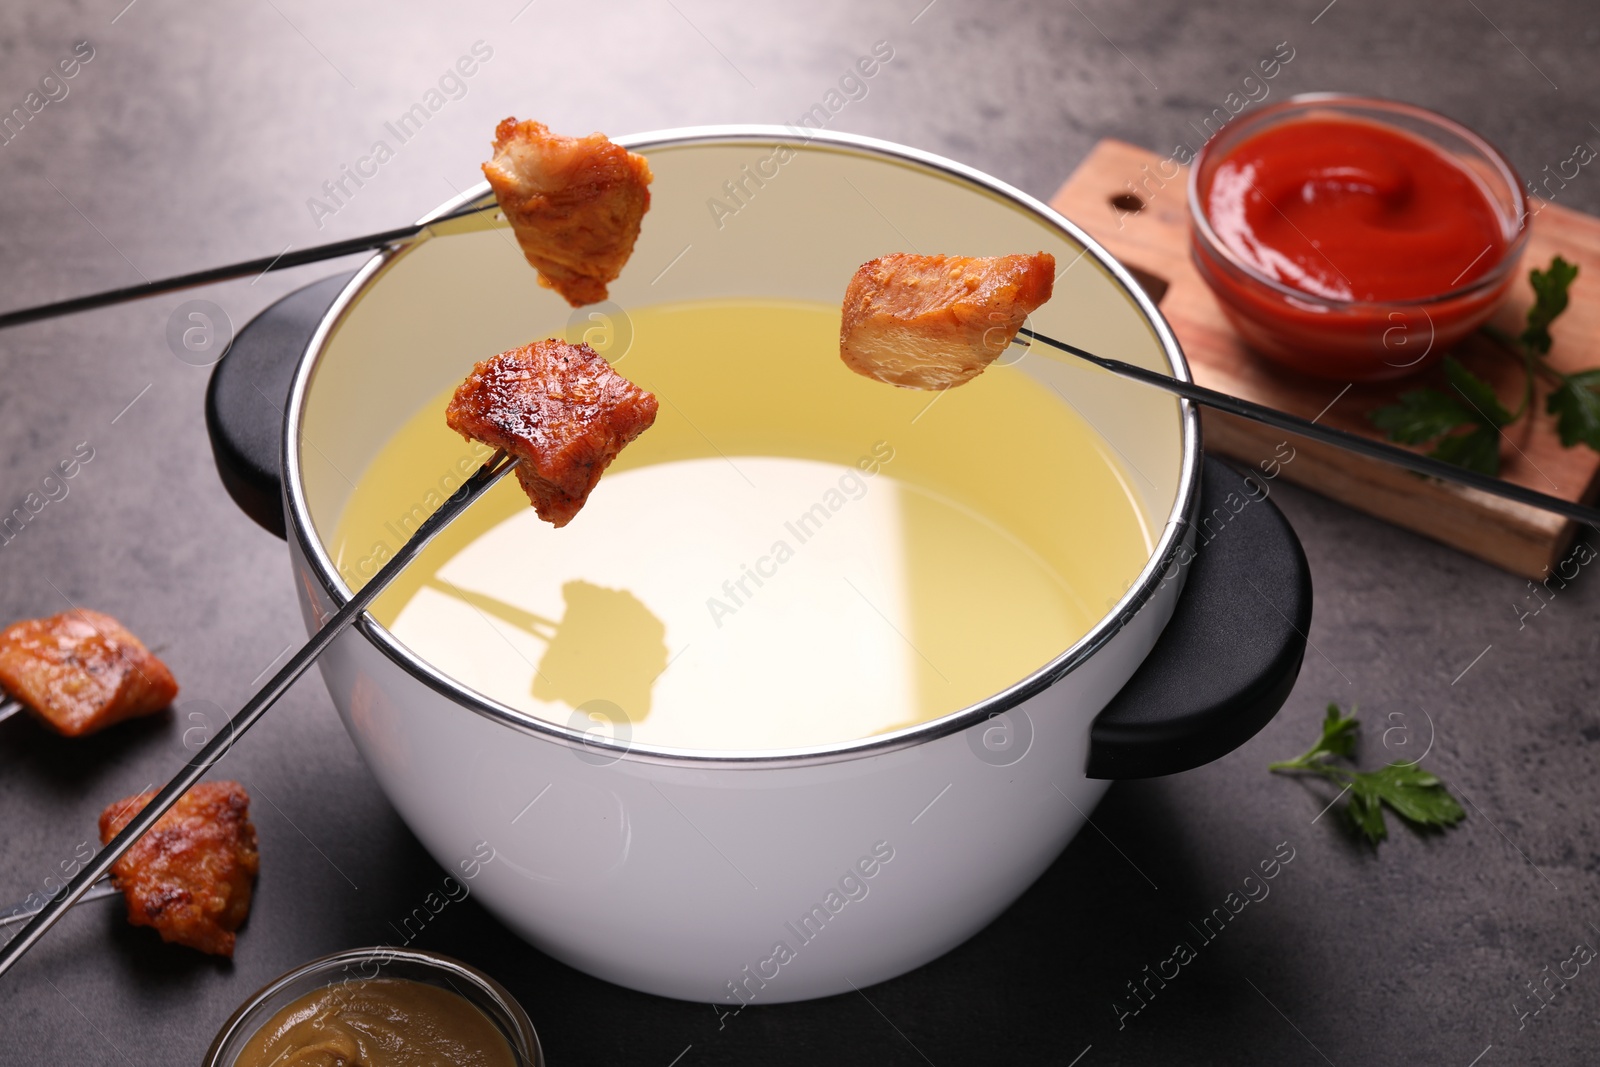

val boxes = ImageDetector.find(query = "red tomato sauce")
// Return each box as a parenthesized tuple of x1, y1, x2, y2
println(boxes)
(1201, 116, 1507, 302)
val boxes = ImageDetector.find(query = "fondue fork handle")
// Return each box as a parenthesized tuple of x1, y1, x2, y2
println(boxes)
(1016, 327, 1600, 530)
(0, 201, 498, 333)
(0, 877, 119, 929)
(0, 451, 520, 976)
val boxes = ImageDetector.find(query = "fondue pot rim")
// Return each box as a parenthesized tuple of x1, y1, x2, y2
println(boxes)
(281, 124, 1203, 769)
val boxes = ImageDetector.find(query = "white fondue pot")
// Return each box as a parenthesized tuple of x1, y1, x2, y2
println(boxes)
(206, 127, 1310, 1003)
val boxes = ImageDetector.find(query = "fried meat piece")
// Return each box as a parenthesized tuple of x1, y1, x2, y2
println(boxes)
(840, 252, 1056, 389)
(446, 339, 658, 527)
(97, 780, 259, 957)
(0, 609, 177, 737)
(483, 118, 654, 307)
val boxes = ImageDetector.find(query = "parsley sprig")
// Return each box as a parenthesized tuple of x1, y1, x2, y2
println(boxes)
(1269, 704, 1466, 845)
(1368, 256, 1587, 476)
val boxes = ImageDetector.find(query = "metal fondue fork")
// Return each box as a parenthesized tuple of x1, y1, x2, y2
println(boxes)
(0, 201, 504, 332)
(0, 877, 119, 928)
(0, 450, 520, 975)
(1014, 327, 1600, 529)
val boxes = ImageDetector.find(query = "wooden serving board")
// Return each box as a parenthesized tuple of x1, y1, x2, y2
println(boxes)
(1049, 139, 1600, 579)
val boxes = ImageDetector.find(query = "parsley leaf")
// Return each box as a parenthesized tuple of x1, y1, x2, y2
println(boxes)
(1355, 763, 1466, 828)
(1368, 358, 1507, 475)
(1546, 369, 1600, 451)
(1312, 703, 1357, 758)
(1269, 703, 1466, 846)
(1444, 356, 1513, 427)
(1428, 424, 1502, 475)
(1369, 388, 1475, 444)
(1345, 788, 1389, 843)
(1366, 255, 1587, 467)
(1521, 255, 1579, 355)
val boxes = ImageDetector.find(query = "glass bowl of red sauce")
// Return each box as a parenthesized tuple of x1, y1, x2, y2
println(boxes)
(1189, 94, 1529, 382)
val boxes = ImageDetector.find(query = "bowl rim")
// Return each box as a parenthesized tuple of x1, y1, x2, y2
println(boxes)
(201, 946, 544, 1067)
(1186, 92, 1531, 310)
(282, 124, 1203, 768)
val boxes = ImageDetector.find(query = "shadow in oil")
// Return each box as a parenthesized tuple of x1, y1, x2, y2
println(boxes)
(425, 578, 668, 719)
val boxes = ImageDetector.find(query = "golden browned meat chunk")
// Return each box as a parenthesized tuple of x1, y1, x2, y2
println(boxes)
(0, 609, 177, 737)
(446, 339, 659, 527)
(840, 252, 1056, 389)
(98, 781, 259, 958)
(483, 117, 654, 307)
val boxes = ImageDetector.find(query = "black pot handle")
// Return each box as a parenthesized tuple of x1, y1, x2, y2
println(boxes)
(1086, 457, 1311, 779)
(205, 272, 356, 539)
(207, 276, 1311, 779)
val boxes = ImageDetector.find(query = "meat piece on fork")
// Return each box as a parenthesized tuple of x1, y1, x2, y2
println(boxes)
(0, 609, 177, 737)
(97, 780, 260, 957)
(483, 117, 654, 307)
(446, 339, 659, 527)
(839, 252, 1056, 389)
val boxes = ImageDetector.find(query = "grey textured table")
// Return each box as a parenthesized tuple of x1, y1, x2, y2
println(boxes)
(2, 1, 1598, 1064)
